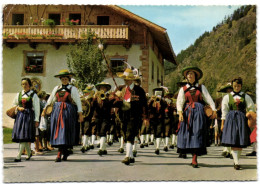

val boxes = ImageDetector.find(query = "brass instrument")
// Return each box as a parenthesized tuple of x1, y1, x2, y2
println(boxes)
(96, 90, 106, 100)
(81, 91, 94, 118)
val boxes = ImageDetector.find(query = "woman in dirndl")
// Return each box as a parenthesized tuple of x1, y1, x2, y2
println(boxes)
(221, 77, 255, 170)
(176, 66, 217, 168)
(42, 69, 83, 162)
(12, 78, 40, 162)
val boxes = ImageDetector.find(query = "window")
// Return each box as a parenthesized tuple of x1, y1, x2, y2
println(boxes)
(48, 14, 61, 25)
(12, 14, 24, 25)
(24, 51, 45, 74)
(69, 13, 81, 25)
(97, 16, 109, 25)
(110, 58, 125, 73)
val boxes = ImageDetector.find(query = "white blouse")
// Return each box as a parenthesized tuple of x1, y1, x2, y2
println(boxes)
(221, 91, 255, 120)
(45, 85, 82, 112)
(176, 83, 216, 112)
(13, 90, 40, 122)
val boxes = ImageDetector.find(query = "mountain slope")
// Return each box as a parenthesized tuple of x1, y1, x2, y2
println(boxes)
(165, 6, 256, 100)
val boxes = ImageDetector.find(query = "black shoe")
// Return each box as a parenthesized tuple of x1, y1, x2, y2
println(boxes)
(97, 144, 100, 148)
(133, 150, 137, 157)
(163, 146, 168, 152)
(86, 146, 90, 151)
(130, 158, 135, 163)
(62, 155, 68, 161)
(26, 152, 32, 160)
(97, 150, 103, 156)
(246, 151, 257, 156)
(155, 149, 160, 155)
(108, 141, 113, 146)
(225, 153, 231, 158)
(140, 144, 144, 148)
(122, 157, 130, 165)
(144, 143, 149, 147)
(118, 148, 124, 153)
(221, 151, 228, 157)
(103, 150, 107, 155)
(149, 142, 154, 145)
(169, 145, 174, 149)
(43, 148, 51, 151)
(234, 164, 241, 170)
(14, 158, 21, 162)
(182, 154, 187, 159)
(89, 145, 94, 149)
(192, 163, 199, 168)
(178, 153, 183, 158)
(81, 147, 86, 153)
(55, 157, 61, 162)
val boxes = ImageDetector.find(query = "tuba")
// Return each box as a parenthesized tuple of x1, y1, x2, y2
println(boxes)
(81, 91, 94, 118)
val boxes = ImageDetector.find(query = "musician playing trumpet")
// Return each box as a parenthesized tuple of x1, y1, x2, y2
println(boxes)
(80, 85, 95, 153)
(92, 82, 114, 156)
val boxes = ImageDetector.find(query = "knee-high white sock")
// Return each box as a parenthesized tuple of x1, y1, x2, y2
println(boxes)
(126, 143, 131, 157)
(253, 142, 257, 152)
(227, 147, 231, 153)
(231, 150, 239, 165)
(85, 136, 89, 146)
(130, 144, 133, 158)
(172, 134, 176, 145)
(24, 142, 31, 157)
(146, 134, 150, 143)
(16, 143, 25, 159)
(109, 134, 114, 142)
(150, 134, 154, 142)
(120, 137, 124, 148)
(91, 135, 96, 145)
(165, 137, 169, 147)
(223, 147, 228, 152)
(133, 137, 138, 150)
(140, 135, 145, 144)
(156, 138, 161, 149)
(100, 137, 105, 150)
(82, 135, 87, 147)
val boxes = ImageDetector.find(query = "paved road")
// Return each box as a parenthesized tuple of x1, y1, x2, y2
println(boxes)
(2, 142, 257, 182)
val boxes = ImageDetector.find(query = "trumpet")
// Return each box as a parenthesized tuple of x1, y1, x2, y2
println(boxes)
(96, 90, 106, 100)
(155, 96, 161, 102)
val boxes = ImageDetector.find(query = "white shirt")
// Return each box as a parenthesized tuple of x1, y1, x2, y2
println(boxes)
(45, 85, 82, 112)
(13, 90, 40, 122)
(221, 91, 255, 120)
(176, 83, 216, 112)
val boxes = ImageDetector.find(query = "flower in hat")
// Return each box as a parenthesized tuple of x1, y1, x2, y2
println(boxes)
(95, 82, 111, 91)
(54, 69, 74, 78)
(182, 66, 203, 80)
(117, 68, 140, 81)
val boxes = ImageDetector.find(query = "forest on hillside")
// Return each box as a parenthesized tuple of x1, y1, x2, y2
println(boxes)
(164, 5, 256, 101)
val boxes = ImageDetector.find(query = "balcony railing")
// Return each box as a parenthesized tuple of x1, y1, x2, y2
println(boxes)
(2, 25, 129, 40)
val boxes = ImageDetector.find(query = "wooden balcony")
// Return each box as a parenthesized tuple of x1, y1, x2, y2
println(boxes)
(3, 25, 129, 40)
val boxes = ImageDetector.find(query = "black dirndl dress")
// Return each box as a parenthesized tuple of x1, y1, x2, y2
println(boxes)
(12, 91, 36, 143)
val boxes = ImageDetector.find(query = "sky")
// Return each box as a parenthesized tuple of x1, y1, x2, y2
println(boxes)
(120, 5, 241, 55)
